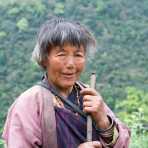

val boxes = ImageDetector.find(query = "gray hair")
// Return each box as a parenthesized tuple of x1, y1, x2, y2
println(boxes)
(32, 17, 96, 69)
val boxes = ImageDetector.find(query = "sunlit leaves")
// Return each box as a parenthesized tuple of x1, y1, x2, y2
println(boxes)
(116, 87, 148, 124)
(33, 1, 46, 15)
(96, 0, 106, 12)
(54, 2, 64, 14)
(8, 7, 20, 15)
(16, 17, 28, 31)
(0, 31, 7, 38)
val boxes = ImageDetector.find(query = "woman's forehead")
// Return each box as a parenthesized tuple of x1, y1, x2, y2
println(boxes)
(53, 43, 85, 52)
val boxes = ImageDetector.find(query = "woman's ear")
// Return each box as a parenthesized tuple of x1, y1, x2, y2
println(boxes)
(41, 58, 48, 69)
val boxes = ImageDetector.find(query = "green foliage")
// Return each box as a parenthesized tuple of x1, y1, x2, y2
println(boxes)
(8, 7, 20, 15)
(96, 0, 106, 12)
(54, 2, 65, 14)
(16, 17, 29, 31)
(116, 87, 148, 124)
(32, 1, 46, 14)
(0, 128, 4, 148)
(0, 31, 7, 38)
(129, 115, 148, 148)
(116, 87, 148, 148)
(0, 139, 4, 148)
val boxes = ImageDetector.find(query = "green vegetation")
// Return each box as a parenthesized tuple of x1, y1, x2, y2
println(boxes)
(0, 0, 148, 147)
(116, 87, 148, 148)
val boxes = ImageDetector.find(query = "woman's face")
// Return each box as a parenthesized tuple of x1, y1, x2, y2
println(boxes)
(45, 43, 86, 91)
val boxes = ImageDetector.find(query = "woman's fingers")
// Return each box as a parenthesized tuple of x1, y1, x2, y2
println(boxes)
(83, 100, 92, 107)
(81, 87, 106, 123)
(80, 88, 98, 96)
(83, 95, 102, 113)
(92, 141, 102, 148)
(83, 99, 95, 113)
(83, 95, 93, 101)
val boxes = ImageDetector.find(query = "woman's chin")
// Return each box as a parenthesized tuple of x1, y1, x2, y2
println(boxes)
(60, 81, 75, 89)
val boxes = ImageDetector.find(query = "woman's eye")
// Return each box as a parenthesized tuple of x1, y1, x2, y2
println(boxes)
(75, 53, 84, 57)
(57, 53, 66, 56)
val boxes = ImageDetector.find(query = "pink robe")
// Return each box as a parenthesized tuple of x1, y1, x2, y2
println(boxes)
(2, 85, 130, 148)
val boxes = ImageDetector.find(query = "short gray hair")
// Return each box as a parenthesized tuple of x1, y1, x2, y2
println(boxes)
(32, 17, 96, 69)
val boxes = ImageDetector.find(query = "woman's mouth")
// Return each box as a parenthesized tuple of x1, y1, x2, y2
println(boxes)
(62, 73, 76, 79)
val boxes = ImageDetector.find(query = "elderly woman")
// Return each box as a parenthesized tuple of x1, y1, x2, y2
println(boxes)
(2, 17, 130, 148)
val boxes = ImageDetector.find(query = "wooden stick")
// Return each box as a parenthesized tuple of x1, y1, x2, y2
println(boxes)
(87, 72, 96, 141)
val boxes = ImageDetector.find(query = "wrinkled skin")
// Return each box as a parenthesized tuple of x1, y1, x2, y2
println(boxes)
(45, 43, 85, 97)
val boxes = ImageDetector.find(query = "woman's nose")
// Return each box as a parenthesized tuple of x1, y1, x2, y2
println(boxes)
(65, 56, 75, 68)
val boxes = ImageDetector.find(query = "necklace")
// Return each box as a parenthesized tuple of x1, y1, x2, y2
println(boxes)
(54, 84, 81, 109)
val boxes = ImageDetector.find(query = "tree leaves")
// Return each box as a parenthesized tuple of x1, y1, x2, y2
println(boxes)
(16, 17, 29, 31)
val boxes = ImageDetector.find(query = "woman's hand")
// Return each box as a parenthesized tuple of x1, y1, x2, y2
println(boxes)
(80, 88, 110, 129)
(78, 141, 102, 148)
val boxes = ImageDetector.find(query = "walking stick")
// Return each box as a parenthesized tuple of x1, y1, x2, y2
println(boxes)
(87, 72, 96, 141)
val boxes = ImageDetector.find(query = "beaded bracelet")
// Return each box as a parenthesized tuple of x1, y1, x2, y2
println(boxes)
(93, 115, 118, 147)
(95, 115, 114, 133)
(99, 127, 118, 148)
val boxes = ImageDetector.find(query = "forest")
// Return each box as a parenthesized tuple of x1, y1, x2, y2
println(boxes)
(0, 0, 148, 147)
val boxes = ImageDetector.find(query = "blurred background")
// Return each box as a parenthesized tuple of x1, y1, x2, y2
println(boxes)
(0, 0, 148, 147)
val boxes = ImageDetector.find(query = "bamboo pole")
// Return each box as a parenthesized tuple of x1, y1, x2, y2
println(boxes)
(87, 72, 96, 141)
